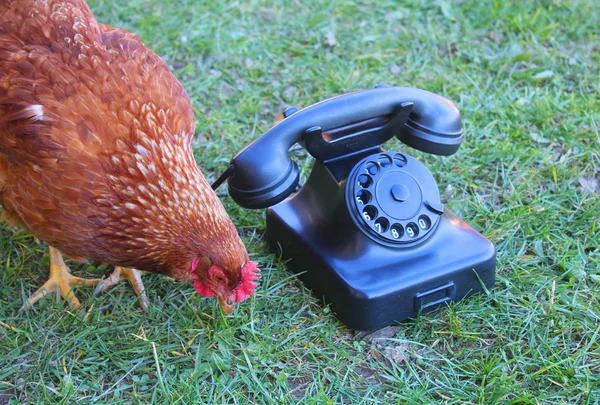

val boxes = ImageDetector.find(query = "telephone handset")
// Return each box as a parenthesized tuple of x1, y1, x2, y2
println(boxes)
(215, 85, 495, 330)
(223, 85, 463, 209)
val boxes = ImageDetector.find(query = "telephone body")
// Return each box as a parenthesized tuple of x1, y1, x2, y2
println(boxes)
(215, 85, 496, 330)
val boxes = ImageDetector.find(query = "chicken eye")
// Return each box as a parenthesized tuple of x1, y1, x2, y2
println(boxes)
(215, 275, 225, 283)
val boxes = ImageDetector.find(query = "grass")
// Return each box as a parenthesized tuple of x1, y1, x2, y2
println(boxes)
(1, 0, 599, 403)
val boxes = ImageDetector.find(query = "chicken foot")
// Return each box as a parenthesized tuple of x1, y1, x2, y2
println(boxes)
(21, 247, 100, 310)
(95, 267, 149, 311)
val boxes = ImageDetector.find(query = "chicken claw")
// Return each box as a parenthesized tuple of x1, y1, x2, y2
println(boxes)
(21, 247, 100, 311)
(95, 267, 149, 311)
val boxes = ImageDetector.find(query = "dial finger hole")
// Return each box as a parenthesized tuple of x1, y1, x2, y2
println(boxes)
(390, 224, 404, 239)
(406, 222, 419, 238)
(393, 153, 407, 168)
(357, 174, 372, 188)
(374, 217, 389, 234)
(362, 206, 378, 222)
(418, 215, 431, 231)
(356, 190, 371, 205)
(365, 161, 379, 175)
(378, 155, 392, 168)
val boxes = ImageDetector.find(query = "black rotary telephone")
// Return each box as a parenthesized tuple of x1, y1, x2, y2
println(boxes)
(213, 85, 496, 330)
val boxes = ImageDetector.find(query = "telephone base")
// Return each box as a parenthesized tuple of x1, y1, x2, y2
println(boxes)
(266, 200, 496, 331)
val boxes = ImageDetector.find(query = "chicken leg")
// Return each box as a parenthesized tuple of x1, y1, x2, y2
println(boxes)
(95, 267, 149, 311)
(21, 247, 100, 310)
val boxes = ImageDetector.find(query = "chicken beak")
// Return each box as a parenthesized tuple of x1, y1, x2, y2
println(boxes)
(217, 295, 235, 314)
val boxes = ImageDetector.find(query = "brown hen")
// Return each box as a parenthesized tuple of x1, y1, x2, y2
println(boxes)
(0, 0, 259, 313)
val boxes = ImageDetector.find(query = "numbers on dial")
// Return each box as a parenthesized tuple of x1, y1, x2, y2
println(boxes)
(406, 223, 419, 238)
(350, 152, 439, 244)
(374, 217, 389, 234)
(418, 215, 431, 230)
(362, 206, 377, 222)
(358, 174, 372, 188)
(356, 190, 371, 205)
(390, 224, 403, 239)
(365, 161, 379, 175)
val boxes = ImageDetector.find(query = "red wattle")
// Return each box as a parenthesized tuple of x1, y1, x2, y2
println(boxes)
(194, 280, 215, 297)
(190, 258, 215, 297)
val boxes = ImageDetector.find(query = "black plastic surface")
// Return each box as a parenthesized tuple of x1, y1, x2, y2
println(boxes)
(266, 161, 496, 330)
(226, 86, 463, 209)
(346, 151, 442, 246)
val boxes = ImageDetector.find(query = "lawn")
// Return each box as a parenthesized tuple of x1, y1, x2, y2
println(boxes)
(1, 0, 599, 403)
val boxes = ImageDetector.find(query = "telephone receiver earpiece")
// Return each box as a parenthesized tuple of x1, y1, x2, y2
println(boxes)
(223, 86, 463, 209)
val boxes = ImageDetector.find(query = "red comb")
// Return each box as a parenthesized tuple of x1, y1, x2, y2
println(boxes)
(233, 261, 260, 303)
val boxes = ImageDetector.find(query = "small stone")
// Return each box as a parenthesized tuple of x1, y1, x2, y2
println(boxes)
(325, 31, 337, 48)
